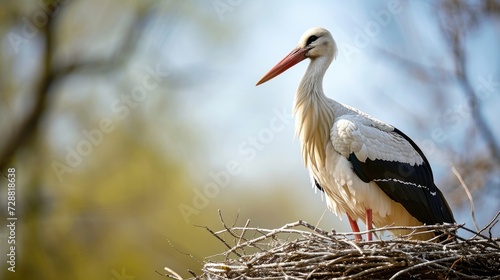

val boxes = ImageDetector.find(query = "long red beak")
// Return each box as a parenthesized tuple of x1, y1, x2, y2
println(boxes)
(256, 47, 308, 86)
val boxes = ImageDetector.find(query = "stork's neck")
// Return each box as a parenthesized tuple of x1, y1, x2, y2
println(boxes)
(293, 56, 335, 168)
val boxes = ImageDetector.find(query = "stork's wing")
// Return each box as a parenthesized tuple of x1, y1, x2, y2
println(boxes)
(331, 116, 455, 225)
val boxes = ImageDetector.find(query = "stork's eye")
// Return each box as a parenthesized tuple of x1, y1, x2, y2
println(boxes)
(306, 35, 319, 46)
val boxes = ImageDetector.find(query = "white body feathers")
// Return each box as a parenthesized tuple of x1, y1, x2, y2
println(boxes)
(296, 98, 427, 237)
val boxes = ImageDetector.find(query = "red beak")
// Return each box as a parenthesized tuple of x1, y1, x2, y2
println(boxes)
(256, 47, 308, 86)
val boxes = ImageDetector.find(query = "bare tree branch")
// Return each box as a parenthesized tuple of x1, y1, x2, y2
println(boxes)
(0, 3, 155, 172)
(379, 0, 500, 208)
(437, 1, 500, 163)
(0, 2, 57, 172)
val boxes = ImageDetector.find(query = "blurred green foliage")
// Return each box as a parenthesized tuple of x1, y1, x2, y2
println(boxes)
(0, 1, 335, 279)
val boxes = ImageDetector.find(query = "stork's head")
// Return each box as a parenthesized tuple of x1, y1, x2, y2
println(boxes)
(256, 27, 337, 86)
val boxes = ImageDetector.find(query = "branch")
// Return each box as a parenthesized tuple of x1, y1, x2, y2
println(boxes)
(452, 165, 479, 231)
(438, 1, 500, 163)
(0, 3, 154, 172)
(0, 2, 58, 171)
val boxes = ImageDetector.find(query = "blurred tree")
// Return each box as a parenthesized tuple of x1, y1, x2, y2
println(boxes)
(374, 0, 499, 226)
(0, 0, 240, 279)
(434, 0, 500, 200)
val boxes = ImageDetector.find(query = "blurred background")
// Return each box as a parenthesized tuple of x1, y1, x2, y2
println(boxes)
(0, 0, 499, 279)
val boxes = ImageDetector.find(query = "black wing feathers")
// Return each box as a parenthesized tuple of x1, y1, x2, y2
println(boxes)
(314, 179, 324, 192)
(348, 128, 455, 225)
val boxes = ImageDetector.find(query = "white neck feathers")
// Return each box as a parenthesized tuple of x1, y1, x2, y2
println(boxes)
(293, 56, 334, 168)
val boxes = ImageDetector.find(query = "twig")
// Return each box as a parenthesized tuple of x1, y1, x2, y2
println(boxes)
(338, 239, 363, 255)
(218, 210, 240, 240)
(314, 209, 328, 231)
(162, 267, 184, 280)
(195, 225, 242, 258)
(478, 210, 500, 238)
(236, 219, 251, 250)
(231, 209, 240, 228)
(452, 165, 480, 231)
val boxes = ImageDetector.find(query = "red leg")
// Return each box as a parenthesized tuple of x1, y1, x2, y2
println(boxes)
(347, 215, 362, 241)
(366, 208, 373, 241)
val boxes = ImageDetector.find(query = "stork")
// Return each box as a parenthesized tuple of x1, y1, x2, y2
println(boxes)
(256, 27, 455, 241)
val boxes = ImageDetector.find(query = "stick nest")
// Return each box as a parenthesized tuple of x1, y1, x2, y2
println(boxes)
(165, 211, 500, 279)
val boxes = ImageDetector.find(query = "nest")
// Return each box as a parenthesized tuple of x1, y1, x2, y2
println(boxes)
(163, 211, 500, 279)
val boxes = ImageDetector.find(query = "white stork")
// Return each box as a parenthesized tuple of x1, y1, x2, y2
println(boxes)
(256, 27, 455, 241)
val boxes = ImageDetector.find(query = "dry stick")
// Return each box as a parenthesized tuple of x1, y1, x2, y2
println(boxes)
(415, 256, 487, 280)
(457, 221, 500, 250)
(238, 219, 269, 256)
(217, 211, 253, 258)
(339, 224, 458, 242)
(477, 210, 500, 239)
(314, 209, 328, 232)
(217, 227, 317, 237)
(489, 219, 499, 240)
(162, 267, 184, 280)
(218, 212, 258, 259)
(196, 225, 242, 258)
(223, 223, 459, 242)
(452, 165, 480, 232)
(187, 270, 198, 279)
(344, 261, 405, 279)
(165, 238, 202, 265)
(236, 219, 251, 248)
(338, 239, 364, 255)
(218, 210, 240, 240)
(389, 255, 462, 280)
(223, 222, 333, 251)
(206, 255, 330, 273)
(297, 220, 332, 236)
(458, 229, 500, 251)
(222, 227, 289, 257)
(231, 208, 241, 228)
(447, 256, 464, 279)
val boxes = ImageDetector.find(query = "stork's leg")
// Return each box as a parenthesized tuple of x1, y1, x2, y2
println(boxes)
(366, 208, 373, 241)
(347, 215, 362, 241)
